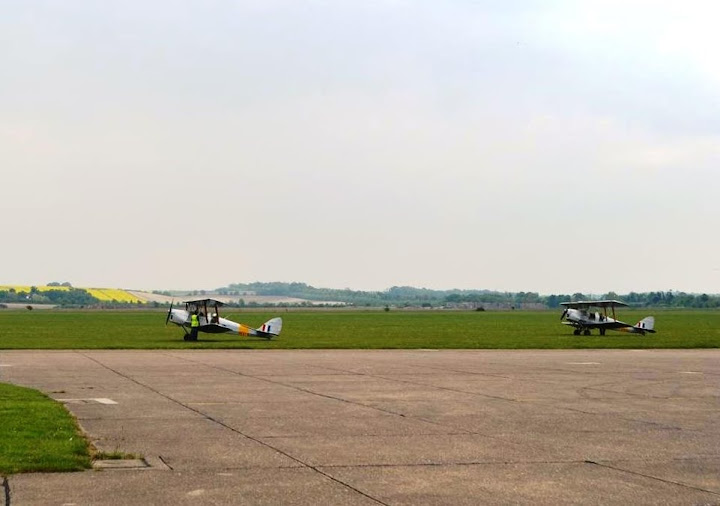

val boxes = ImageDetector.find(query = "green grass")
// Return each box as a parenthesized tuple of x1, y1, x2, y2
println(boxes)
(0, 309, 718, 349)
(0, 383, 92, 475)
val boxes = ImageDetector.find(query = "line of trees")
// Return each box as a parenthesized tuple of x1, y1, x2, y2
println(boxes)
(0, 285, 143, 307)
(0, 287, 99, 306)
(224, 283, 720, 309)
(3, 282, 718, 309)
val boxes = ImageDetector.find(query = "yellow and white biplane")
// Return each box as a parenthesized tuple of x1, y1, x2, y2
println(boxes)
(166, 298, 282, 341)
(560, 300, 655, 336)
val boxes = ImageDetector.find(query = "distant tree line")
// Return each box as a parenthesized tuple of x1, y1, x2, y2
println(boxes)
(0, 284, 144, 307)
(223, 283, 720, 309)
(0, 287, 98, 306)
(3, 282, 718, 309)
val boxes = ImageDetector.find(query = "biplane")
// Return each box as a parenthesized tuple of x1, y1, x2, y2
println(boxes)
(560, 300, 655, 336)
(165, 298, 282, 341)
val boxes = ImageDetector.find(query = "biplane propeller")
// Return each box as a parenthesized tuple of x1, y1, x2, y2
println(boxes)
(559, 300, 655, 336)
(166, 298, 282, 342)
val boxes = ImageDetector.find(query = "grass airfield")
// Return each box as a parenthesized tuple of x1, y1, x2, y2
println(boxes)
(0, 309, 719, 349)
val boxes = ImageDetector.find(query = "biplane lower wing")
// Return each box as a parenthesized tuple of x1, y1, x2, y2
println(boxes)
(197, 323, 229, 334)
(562, 320, 628, 330)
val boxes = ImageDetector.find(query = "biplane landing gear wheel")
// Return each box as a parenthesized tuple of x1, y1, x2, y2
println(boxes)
(583, 329, 591, 336)
(183, 335, 190, 341)
(573, 329, 581, 336)
(599, 328, 606, 336)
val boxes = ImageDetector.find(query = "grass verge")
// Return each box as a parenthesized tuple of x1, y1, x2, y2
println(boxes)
(0, 383, 92, 475)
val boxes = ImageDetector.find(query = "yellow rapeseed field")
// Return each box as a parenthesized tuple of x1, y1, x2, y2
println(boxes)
(0, 285, 142, 303)
(85, 289, 142, 303)
(0, 285, 71, 293)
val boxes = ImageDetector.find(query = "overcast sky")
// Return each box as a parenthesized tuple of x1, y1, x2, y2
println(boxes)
(3, 1, 719, 294)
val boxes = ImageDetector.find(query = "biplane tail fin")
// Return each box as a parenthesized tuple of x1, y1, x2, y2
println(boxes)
(256, 317, 282, 337)
(632, 316, 655, 334)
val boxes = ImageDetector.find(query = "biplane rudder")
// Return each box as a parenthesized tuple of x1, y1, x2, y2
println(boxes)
(259, 317, 282, 337)
(635, 316, 655, 332)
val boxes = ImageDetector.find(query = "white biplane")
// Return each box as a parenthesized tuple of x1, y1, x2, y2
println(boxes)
(166, 298, 282, 341)
(560, 300, 655, 336)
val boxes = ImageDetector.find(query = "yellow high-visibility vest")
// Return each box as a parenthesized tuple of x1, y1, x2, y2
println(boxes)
(190, 314, 199, 327)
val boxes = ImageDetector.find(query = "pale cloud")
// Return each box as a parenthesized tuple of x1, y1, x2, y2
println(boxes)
(2, 1, 719, 293)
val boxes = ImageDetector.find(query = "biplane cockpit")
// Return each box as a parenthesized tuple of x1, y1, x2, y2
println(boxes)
(184, 298, 224, 330)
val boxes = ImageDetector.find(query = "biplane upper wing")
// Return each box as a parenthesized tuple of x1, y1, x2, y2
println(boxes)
(560, 300, 628, 309)
(183, 298, 226, 306)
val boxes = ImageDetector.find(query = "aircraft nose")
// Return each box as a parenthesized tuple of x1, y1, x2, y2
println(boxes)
(165, 301, 174, 325)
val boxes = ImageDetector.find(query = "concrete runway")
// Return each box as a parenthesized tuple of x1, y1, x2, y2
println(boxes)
(1, 349, 719, 505)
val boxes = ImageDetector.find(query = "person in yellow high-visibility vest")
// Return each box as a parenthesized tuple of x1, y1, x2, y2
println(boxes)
(189, 311, 200, 341)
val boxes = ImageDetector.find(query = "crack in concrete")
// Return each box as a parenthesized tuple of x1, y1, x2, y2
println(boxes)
(338, 367, 687, 434)
(585, 460, 720, 497)
(173, 354, 537, 450)
(72, 351, 719, 505)
(2, 476, 10, 506)
(557, 404, 685, 431)
(316, 363, 518, 402)
(7, 350, 718, 505)
(77, 352, 390, 506)
(157, 455, 174, 471)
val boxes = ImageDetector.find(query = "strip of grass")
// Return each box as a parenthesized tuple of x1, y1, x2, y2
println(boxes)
(0, 383, 91, 475)
(0, 309, 718, 349)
